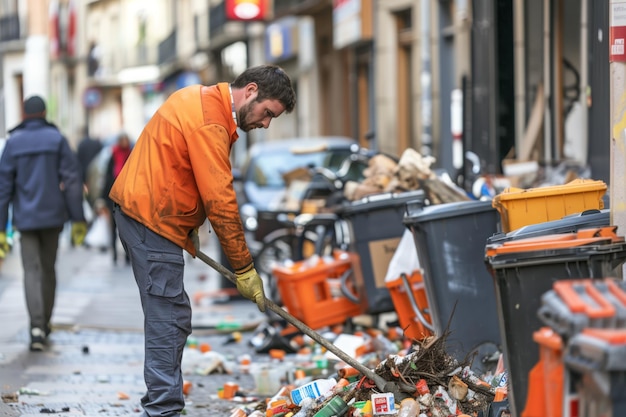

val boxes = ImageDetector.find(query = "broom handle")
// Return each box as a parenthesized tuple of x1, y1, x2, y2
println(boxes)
(195, 249, 387, 387)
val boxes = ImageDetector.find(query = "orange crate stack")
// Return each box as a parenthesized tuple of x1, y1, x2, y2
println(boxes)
(386, 270, 433, 341)
(272, 250, 364, 330)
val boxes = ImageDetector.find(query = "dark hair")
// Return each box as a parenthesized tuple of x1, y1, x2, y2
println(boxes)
(232, 64, 296, 113)
(23, 95, 46, 117)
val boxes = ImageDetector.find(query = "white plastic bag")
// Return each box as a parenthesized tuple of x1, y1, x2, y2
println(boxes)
(84, 214, 109, 249)
(82, 198, 94, 223)
(384, 229, 421, 283)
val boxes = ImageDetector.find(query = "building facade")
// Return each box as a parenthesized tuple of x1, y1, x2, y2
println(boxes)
(0, 0, 610, 185)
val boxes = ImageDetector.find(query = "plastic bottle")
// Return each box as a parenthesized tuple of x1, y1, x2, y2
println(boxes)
(290, 377, 337, 406)
(397, 398, 419, 417)
(337, 366, 360, 379)
(313, 396, 349, 417)
(312, 344, 328, 371)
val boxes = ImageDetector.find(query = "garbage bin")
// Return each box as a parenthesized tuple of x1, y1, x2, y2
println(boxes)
(491, 178, 606, 233)
(403, 200, 501, 368)
(485, 226, 626, 417)
(340, 190, 425, 314)
(521, 327, 565, 417)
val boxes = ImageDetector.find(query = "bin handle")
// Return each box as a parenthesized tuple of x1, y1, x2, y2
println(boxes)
(400, 272, 435, 332)
(483, 397, 509, 417)
(340, 268, 361, 304)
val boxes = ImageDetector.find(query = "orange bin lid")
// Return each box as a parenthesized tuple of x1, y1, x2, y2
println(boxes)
(485, 226, 624, 257)
(581, 328, 626, 345)
(552, 280, 620, 319)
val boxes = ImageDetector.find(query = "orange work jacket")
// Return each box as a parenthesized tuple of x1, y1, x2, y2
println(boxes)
(109, 83, 252, 270)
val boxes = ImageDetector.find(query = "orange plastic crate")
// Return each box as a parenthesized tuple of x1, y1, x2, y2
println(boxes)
(386, 270, 433, 341)
(272, 250, 364, 330)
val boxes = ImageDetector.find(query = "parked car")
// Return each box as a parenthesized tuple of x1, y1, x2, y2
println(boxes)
(233, 136, 360, 250)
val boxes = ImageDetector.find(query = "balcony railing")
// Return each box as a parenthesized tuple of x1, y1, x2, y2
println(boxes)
(89, 41, 159, 83)
(209, 2, 226, 38)
(158, 29, 177, 65)
(273, 0, 329, 17)
(0, 13, 20, 42)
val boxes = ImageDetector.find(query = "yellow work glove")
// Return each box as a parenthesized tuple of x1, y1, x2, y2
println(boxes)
(190, 228, 200, 253)
(0, 232, 9, 258)
(71, 222, 88, 247)
(235, 266, 266, 313)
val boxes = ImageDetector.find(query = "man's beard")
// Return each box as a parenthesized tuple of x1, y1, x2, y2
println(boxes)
(237, 101, 255, 132)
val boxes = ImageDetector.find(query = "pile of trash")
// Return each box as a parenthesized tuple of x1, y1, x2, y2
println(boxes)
(185, 325, 508, 417)
(342, 148, 470, 204)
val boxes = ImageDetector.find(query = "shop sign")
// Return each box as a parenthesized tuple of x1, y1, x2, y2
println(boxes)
(333, 0, 372, 49)
(82, 87, 102, 109)
(265, 17, 298, 62)
(610, 1, 626, 62)
(225, 0, 268, 21)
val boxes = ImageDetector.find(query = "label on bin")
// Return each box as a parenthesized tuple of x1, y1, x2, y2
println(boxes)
(369, 238, 401, 288)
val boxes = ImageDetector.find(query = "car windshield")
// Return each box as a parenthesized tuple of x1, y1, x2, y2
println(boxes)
(247, 148, 352, 188)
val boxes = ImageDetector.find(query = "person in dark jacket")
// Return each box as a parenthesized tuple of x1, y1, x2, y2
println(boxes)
(0, 95, 87, 351)
(76, 128, 102, 185)
(76, 127, 102, 201)
(101, 132, 131, 264)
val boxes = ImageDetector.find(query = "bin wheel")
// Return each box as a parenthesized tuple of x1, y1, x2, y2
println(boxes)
(339, 268, 360, 304)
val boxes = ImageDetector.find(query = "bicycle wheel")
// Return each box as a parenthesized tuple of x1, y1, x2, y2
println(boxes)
(255, 228, 317, 304)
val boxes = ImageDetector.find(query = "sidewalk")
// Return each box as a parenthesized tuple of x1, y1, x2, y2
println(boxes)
(0, 230, 267, 417)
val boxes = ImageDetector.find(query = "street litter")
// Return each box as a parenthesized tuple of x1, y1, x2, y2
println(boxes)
(182, 348, 233, 375)
(18, 387, 48, 396)
(1, 392, 18, 403)
(185, 326, 506, 416)
(191, 249, 507, 416)
(39, 407, 70, 413)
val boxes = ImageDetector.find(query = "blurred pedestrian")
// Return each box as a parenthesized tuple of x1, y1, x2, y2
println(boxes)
(75, 127, 102, 203)
(101, 132, 132, 264)
(0, 95, 87, 351)
(0, 136, 9, 270)
(110, 64, 296, 417)
(76, 127, 102, 186)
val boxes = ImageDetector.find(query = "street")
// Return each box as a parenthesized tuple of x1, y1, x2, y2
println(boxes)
(0, 228, 269, 417)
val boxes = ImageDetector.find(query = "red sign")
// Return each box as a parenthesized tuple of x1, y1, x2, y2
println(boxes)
(225, 0, 267, 21)
(610, 2, 626, 62)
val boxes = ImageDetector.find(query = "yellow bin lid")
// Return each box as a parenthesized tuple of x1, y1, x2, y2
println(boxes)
(492, 179, 607, 232)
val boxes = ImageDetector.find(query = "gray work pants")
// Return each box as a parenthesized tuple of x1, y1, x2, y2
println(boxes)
(114, 207, 192, 417)
(20, 227, 63, 331)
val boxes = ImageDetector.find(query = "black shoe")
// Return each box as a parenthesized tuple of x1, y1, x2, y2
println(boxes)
(30, 328, 47, 352)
